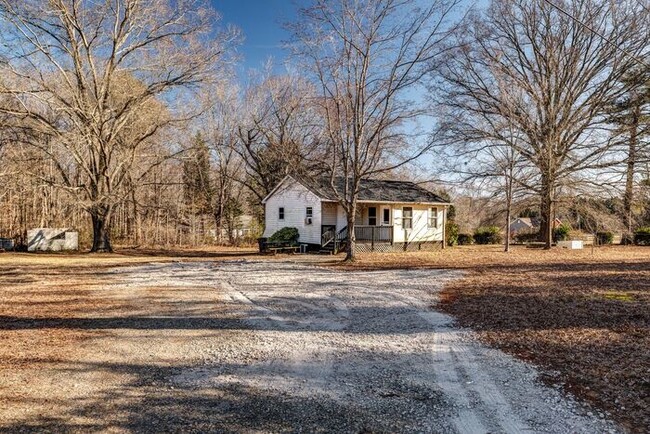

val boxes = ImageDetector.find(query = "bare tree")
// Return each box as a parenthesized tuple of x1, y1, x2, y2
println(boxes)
(201, 85, 246, 242)
(608, 67, 650, 233)
(0, 0, 237, 252)
(458, 143, 530, 251)
(437, 75, 535, 251)
(290, 0, 461, 260)
(182, 131, 214, 241)
(236, 71, 321, 204)
(436, 0, 649, 249)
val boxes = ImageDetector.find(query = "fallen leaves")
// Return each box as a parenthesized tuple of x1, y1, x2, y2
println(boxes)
(431, 246, 649, 433)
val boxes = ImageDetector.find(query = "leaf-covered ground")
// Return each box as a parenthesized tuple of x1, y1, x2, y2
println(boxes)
(352, 245, 650, 433)
(2, 246, 647, 432)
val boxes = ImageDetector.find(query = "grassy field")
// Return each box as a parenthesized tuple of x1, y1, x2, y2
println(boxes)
(350, 245, 650, 433)
(1, 245, 647, 432)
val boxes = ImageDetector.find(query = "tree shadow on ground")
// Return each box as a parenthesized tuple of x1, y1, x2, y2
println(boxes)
(2, 353, 450, 434)
(0, 302, 437, 334)
(117, 248, 259, 258)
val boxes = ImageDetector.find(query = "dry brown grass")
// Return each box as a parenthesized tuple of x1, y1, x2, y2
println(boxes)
(0, 246, 258, 376)
(0, 246, 258, 268)
(0, 249, 240, 431)
(347, 245, 650, 433)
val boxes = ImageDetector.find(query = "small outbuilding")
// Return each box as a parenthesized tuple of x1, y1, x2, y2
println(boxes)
(27, 228, 79, 252)
(509, 217, 539, 234)
(0, 238, 14, 251)
(508, 217, 563, 236)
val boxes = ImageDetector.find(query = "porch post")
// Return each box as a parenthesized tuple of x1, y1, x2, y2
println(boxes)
(442, 207, 447, 250)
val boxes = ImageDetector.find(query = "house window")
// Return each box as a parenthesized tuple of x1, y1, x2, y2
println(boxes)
(368, 207, 377, 226)
(383, 208, 390, 225)
(305, 207, 313, 225)
(429, 207, 438, 228)
(403, 207, 413, 229)
(279, 207, 285, 220)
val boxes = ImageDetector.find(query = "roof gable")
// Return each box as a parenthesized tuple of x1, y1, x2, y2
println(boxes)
(261, 175, 293, 204)
(261, 175, 323, 204)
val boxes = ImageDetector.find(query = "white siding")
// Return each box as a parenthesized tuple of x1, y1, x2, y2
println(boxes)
(263, 181, 323, 244)
(336, 204, 347, 228)
(392, 204, 444, 243)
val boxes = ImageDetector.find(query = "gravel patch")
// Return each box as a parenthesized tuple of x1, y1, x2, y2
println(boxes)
(0, 259, 623, 433)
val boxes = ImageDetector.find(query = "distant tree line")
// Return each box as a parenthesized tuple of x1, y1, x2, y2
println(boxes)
(0, 0, 647, 256)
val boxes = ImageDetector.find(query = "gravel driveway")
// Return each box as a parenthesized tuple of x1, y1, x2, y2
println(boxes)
(1, 260, 621, 433)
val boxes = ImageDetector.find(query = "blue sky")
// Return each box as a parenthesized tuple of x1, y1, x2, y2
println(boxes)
(213, 0, 305, 74)
(213, 0, 485, 77)
(211, 0, 486, 181)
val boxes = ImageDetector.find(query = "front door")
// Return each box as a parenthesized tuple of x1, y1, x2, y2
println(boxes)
(382, 207, 391, 225)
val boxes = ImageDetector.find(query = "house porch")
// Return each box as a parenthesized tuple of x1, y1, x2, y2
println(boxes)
(320, 202, 445, 253)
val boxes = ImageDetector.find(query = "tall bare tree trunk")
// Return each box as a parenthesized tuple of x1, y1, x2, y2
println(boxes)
(624, 104, 640, 233)
(540, 177, 553, 249)
(90, 205, 113, 253)
(505, 186, 512, 253)
(215, 188, 225, 243)
(346, 205, 357, 262)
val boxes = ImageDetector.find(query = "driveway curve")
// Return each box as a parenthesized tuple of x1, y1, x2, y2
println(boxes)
(1, 260, 621, 433)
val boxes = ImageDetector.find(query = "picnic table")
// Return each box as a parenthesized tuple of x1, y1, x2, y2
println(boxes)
(259, 239, 301, 255)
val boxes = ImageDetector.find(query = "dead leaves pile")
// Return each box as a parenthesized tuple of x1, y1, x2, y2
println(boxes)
(436, 248, 649, 433)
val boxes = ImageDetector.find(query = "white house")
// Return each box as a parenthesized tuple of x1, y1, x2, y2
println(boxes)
(261, 175, 452, 253)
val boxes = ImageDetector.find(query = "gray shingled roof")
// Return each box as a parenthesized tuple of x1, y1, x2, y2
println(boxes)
(297, 176, 450, 204)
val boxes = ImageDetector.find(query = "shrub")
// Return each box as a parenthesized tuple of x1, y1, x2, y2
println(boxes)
(268, 227, 300, 245)
(634, 227, 650, 246)
(474, 226, 503, 245)
(596, 231, 613, 245)
(553, 224, 571, 242)
(514, 232, 539, 244)
(457, 233, 474, 245)
(446, 221, 459, 246)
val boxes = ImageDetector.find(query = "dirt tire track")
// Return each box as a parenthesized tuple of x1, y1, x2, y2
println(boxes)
(1, 259, 623, 433)
(205, 260, 621, 434)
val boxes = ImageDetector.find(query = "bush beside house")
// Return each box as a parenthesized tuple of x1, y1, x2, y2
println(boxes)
(634, 227, 650, 245)
(457, 233, 474, 245)
(474, 226, 503, 245)
(446, 221, 459, 246)
(596, 231, 614, 245)
(514, 232, 539, 243)
(553, 224, 571, 242)
(268, 227, 300, 245)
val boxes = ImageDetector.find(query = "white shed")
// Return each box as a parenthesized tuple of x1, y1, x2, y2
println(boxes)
(27, 228, 79, 252)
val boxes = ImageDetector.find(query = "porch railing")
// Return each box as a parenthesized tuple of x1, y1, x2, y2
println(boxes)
(321, 225, 336, 247)
(321, 225, 349, 254)
(354, 225, 393, 243)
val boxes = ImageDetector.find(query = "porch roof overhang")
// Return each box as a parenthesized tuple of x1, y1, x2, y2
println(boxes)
(322, 199, 453, 206)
